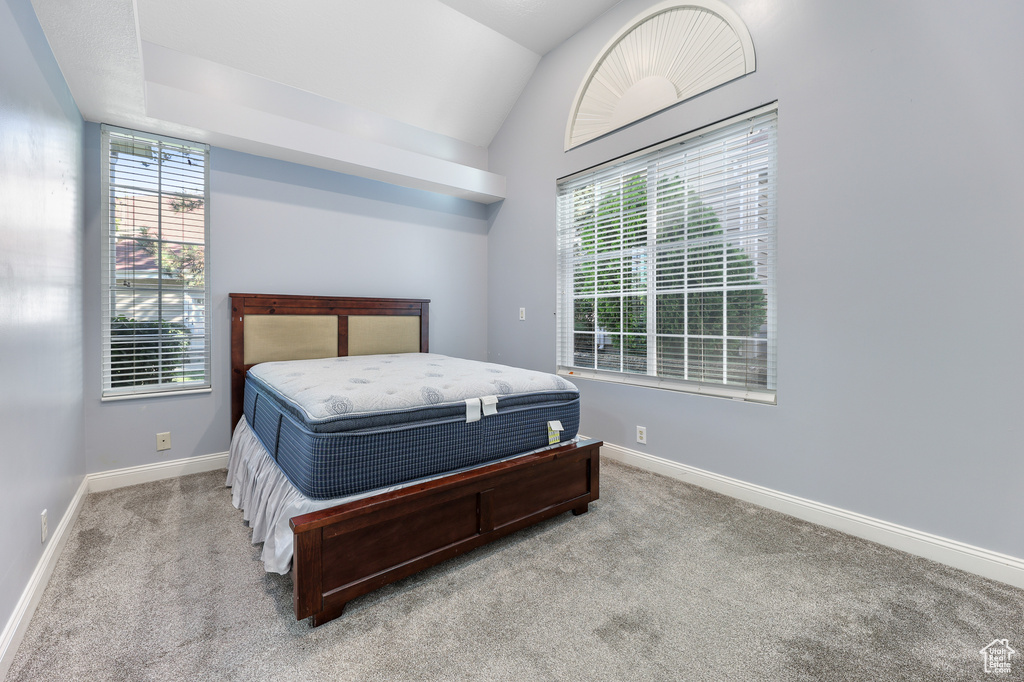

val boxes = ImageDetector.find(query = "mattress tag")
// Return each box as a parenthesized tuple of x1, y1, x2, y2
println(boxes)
(465, 398, 481, 423)
(547, 420, 563, 445)
(481, 395, 498, 417)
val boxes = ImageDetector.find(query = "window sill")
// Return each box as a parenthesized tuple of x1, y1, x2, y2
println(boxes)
(557, 367, 776, 405)
(101, 386, 212, 402)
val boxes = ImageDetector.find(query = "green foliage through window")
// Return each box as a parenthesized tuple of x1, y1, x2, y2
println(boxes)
(109, 317, 193, 387)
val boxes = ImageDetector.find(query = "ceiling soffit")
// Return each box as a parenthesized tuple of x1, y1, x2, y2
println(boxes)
(30, 0, 638, 202)
(135, 0, 540, 148)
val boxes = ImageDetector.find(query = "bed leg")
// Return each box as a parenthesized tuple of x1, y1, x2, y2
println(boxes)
(571, 503, 589, 516)
(311, 602, 346, 627)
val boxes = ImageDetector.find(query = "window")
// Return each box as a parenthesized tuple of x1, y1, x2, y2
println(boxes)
(101, 125, 211, 398)
(556, 105, 777, 403)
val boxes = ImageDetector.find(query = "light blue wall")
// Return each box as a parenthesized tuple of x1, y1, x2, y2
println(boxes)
(82, 138, 490, 472)
(0, 0, 84, 638)
(487, 0, 1024, 558)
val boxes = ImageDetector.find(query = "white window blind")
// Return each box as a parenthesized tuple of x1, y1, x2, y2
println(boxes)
(101, 125, 211, 398)
(556, 105, 777, 403)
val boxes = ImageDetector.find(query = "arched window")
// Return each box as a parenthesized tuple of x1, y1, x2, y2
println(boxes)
(566, 1, 756, 150)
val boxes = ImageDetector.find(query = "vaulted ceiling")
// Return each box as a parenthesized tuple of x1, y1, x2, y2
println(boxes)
(31, 0, 622, 202)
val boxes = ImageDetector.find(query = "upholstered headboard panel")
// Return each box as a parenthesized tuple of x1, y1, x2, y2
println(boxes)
(243, 315, 340, 365)
(229, 293, 429, 430)
(347, 315, 422, 356)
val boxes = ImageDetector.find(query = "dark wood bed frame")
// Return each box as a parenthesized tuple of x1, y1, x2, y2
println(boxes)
(230, 293, 601, 626)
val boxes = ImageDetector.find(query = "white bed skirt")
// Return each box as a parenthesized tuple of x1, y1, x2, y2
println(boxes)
(226, 417, 579, 574)
(226, 418, 353, 574)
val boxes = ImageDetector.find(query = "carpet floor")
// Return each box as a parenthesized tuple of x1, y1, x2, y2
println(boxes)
(5, 459, 1022, 681)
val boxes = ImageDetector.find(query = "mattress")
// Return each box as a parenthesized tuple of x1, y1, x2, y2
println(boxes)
(243, 353, 580, 499)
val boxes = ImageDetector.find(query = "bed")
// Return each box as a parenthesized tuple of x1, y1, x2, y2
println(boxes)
(228, 293, 602, 626)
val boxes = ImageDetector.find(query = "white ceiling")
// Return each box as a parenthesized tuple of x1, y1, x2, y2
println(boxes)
(30, 0, 622, 202)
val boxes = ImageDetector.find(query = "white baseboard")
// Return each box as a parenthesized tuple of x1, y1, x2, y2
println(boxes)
(599, 441, 1024, 590)
(0, 451, 230, 678)
(87, 451, 229, 493)
(0, 477, 89, 681)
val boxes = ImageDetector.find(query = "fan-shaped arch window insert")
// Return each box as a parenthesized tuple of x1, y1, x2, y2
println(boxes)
(566, 0, 756, 150)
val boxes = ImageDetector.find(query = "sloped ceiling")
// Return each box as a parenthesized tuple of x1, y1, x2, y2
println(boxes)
(30, 0, 621, 203)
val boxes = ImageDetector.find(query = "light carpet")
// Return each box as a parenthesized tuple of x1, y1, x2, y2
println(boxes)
(5, 459, 1022, 681)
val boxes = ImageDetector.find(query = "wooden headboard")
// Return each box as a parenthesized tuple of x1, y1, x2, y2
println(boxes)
(229, 293, 430, 431)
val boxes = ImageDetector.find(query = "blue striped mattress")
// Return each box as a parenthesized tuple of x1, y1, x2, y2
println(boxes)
(243, 353, 580, 500)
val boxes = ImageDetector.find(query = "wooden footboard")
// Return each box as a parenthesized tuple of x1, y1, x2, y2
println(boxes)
(289, 439, 601, 626)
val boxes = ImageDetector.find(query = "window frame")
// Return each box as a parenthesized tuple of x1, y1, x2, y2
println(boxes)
(556, 104, 777, 404)
(100, 125, 212, 400)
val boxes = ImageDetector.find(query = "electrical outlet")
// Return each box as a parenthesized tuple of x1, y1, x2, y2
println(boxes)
(636, 425, 647, 445)
(41, 509, 47, 543)
(156, 432, 171, 451)
(519, 307, 526, 321)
